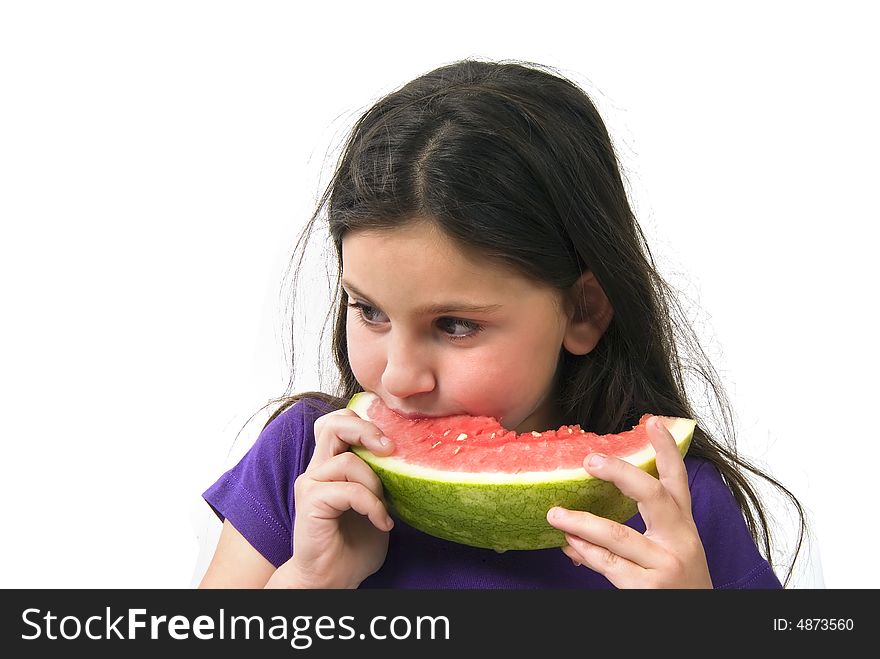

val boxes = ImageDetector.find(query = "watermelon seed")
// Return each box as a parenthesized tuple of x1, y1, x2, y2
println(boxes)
(531, 431, 541, 437)
(453, 446, 461, 455)
(431, 441, 442, 449)
(456, 433, 468, 441)
(442, 430, 451, 437)
(490, 432, 496, 439)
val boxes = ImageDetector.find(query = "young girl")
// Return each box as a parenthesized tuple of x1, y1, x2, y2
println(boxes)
(199, 58, 806, 589)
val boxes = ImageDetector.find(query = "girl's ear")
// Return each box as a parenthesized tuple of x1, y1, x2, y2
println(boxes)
(562, 270, 614, 355)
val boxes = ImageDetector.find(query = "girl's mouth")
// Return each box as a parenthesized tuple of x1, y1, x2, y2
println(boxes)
(390, 408, 445, 420)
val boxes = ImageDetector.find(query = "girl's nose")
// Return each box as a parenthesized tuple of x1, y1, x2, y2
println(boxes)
(381, 334, 436, 399)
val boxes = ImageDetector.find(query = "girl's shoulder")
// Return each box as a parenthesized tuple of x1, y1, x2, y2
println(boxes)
(683, 454, 721, 488)
(681, 454, 782, 587)
(245, 396, 341, 468)
(683, 454, 738, 504)
(262, 396, 340, 437)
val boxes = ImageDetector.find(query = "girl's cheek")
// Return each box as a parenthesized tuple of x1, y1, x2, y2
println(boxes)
(444, 353, 522, 416)
(346, 322, 380, 387)
(446, 347, 558, 427)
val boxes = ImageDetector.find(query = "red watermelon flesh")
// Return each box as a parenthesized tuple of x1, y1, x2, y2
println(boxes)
(364, 395, 656, 473)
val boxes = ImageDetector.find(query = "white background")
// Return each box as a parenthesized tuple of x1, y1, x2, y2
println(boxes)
(1, 1, 877, 589)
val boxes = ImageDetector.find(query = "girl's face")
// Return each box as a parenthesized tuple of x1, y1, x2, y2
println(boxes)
(342, 221, 572, 432)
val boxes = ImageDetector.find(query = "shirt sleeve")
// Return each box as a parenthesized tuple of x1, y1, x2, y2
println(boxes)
(687, 457, 783, 589)
(201, 399, 328, 568)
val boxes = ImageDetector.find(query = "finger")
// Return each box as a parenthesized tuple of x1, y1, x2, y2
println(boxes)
(311, 409, 394, 465)
(304, 480, 394, 532)
(306, 451, 386, 500)
(561, 543, 586, 567)
(649, 416, 692, 515)
(582, 451, 681, 531)
(563, 532, 645, 588)
(547, 506, 663, 568)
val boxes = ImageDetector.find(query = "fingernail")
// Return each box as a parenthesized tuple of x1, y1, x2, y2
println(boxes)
(652, 416, 665, 430)
(548, 507, 563, 521)
(378, 436, 390, 447)
(587, 453, 606, 467)
(571, 558, 581, 567)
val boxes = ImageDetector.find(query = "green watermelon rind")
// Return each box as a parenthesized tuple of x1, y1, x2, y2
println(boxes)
(348, 392, 695, 551)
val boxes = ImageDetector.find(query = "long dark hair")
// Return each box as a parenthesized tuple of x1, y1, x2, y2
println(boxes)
(259, 58, 806, 585)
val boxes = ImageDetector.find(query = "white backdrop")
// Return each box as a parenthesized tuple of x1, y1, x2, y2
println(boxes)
(1, 1, 876, 588)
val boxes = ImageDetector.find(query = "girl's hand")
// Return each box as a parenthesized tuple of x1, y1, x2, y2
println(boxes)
(546, 415, 712, 588)
(266, 408, 395, 589)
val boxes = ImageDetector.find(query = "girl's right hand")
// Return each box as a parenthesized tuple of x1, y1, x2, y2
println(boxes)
(266, 408, 395, 589)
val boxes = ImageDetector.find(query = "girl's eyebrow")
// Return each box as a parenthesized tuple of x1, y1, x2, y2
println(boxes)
(341, 280, 502, 316)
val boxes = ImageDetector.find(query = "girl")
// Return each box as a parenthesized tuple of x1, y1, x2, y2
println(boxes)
(199, 58, 806, 589)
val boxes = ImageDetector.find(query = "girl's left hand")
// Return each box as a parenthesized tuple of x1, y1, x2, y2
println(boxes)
(546, 415, 712, 588)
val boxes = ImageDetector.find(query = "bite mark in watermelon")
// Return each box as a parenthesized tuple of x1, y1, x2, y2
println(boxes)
(348, 392, 695, 551)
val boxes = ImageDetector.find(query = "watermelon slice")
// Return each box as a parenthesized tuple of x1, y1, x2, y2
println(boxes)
(348, 392, 695, 551)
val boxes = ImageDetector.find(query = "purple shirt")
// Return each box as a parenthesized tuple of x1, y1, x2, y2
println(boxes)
(203, 399, 783, 588)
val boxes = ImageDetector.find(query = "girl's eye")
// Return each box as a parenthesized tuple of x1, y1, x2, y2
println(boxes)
(436, 317, 484, 341)
(348, 302, 386, 324)
(348, 302, 484, 342)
